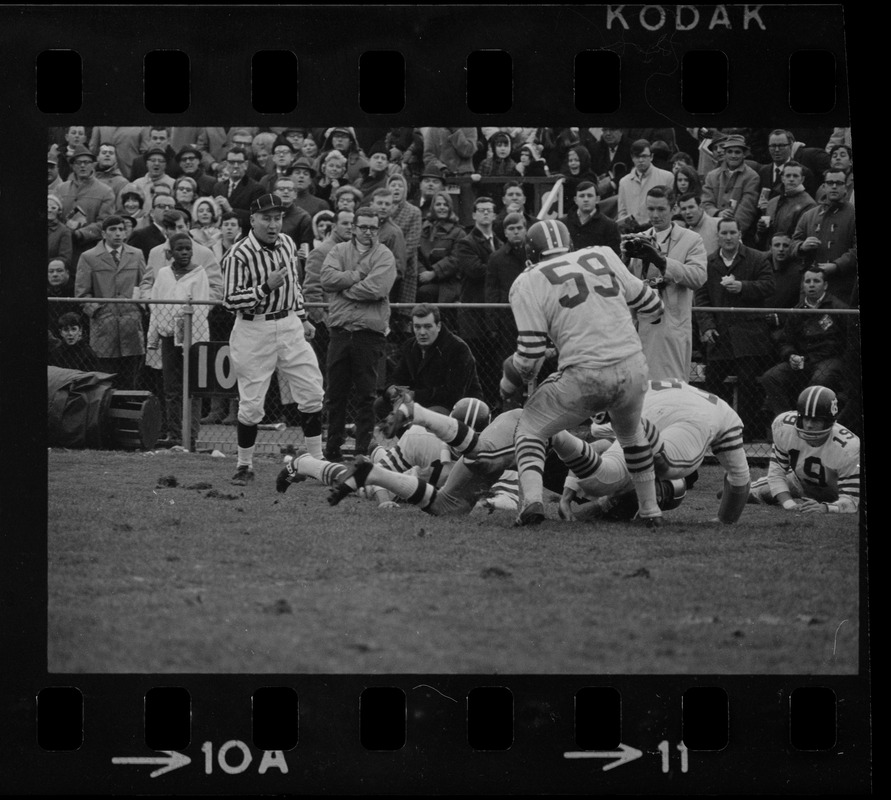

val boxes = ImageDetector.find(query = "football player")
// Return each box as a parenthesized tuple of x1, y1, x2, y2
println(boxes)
(503, 218, 665, 527)
(748, 385, 860, 514)
(330, 395, 684, 520)
(276, 397, 490, 507)
(329, 401, 525, 516)
(556, 379, 752, 524)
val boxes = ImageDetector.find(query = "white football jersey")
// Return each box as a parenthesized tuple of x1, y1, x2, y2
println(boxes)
(377, 425, 450, 473)
(768, 412, 861, 510)
(509, 245, 662, 374)
(642, 379, 744, 457)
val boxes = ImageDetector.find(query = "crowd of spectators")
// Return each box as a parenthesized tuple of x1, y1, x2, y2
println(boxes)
(47, 125, 859, 442)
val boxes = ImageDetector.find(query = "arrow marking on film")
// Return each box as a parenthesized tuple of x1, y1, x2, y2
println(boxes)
(564, 743, 643, 771)
(112, 751, 191, 778)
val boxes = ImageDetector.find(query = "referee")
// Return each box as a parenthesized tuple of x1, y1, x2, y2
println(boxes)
(222, 193, 326, 485)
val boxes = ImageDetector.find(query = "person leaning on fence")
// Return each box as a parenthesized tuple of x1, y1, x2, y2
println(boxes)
(49, 311, 98, 373)
(377, 303, 483, 421)
(320, 205, 397, 461)
(74, 214, 146, 390)
(759, 266, 850, 423)
(694, 217, 775, 441)
(222, 193, 326, 485)
(146, 233, 210, 449)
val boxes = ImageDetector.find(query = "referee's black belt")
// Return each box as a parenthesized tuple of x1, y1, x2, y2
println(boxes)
(240, 309, 292, 321)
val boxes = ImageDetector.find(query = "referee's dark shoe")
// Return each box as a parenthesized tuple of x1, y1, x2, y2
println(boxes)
(381, 390, 415, 438)
(231, 465, 255, 486)
(328, 455, 373, 506)
(276, 449, 309, 493)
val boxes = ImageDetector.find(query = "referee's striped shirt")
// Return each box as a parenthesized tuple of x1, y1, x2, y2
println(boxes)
(222, 231, 306, 318)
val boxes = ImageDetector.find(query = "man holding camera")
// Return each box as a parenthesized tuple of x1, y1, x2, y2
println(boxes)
(623, 186, 707, 382)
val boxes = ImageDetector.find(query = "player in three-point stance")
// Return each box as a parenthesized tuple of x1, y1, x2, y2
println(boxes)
(502, 219, 665, 527)
(748, 385, 860, 514)
(556, 379, 752, 524)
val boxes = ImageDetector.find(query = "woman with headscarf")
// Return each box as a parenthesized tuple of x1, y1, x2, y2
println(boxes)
(559, 144, 597, 209)
(190, 196, 223, 260)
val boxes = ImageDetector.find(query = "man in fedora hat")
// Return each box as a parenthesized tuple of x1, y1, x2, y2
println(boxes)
(290, 156, 330, 217)
(221, 192, 326, 485)
(175, 144, 216, 196)
(701, 133, 760, 240)
(413, 165, 449, 215)
(55, 143, 116, 261)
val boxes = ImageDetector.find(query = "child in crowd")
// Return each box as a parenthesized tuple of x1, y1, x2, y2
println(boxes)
(49, 312, 98, 372)
(479, 131, 520, 177)
(146, 233, 210, 449)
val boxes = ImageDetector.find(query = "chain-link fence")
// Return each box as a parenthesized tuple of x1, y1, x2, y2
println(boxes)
(49, 297, 862, 458)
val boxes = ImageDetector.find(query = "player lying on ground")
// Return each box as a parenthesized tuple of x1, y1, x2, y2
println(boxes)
(324, 397, 680, 521)
(746, 385, 860, 514)
(505, 219, 666, 528)
(323, 400, 554, 516)
(276, 397, 490, 507)
(555, 379, 752, 524)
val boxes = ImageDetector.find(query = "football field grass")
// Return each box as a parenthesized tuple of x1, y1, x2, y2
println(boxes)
(48, 448, 861, 675)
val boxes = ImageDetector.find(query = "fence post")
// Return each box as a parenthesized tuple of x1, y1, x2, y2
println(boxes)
(181, 297, 194, 452)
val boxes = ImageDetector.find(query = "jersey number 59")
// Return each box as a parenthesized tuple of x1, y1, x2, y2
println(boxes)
(540, 252, 620, 309)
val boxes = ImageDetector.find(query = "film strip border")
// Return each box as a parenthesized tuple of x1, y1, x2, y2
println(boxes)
(2, 2, 868, 795)
(19, 676, 870, 793)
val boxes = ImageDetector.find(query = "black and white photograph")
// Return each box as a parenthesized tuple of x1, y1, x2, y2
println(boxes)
(4, 3, 870, 795)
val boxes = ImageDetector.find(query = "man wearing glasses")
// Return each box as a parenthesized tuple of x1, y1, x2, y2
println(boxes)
(212, 146, 264, 229)
(128, 193, 176, 260)
(175, 144, 216, 196)
(757, 129, 817, 202)
(616, 139, 674, 233)
(320, 207, 397, 461)
(790, 168, 857, 305)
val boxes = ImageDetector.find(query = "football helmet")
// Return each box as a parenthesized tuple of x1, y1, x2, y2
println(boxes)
(525, 219, 572, 264)
(450, 397, 491, 432)
(795, 385, 838, 445)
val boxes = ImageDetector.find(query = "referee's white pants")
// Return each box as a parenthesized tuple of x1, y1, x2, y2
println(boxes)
(230, 314, 324, 426)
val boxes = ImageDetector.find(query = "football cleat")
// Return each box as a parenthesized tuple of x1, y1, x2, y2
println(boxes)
(230, 465, 254, 486)
(514, 501, 546, 527)
(525, 219, 572, 264)
(275, 448, 309, 494)
(795, 385, 838, 445)
(328, 455, 373, 506)
(381, 390, 415, 438)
